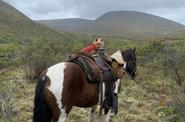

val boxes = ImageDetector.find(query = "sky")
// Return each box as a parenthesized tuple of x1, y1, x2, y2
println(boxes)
(4, 0, 185, 25)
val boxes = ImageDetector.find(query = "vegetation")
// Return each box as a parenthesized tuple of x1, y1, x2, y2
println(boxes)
(1, 0, 185, 121)
(0, 43, 20, 69)
(1, 36, 185, 122)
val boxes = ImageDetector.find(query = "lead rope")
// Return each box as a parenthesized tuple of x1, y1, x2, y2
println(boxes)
(125, 80, 134, 90)
(133, 79, 156, 92)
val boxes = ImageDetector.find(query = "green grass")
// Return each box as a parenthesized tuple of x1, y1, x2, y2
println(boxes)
(0, 43, 20, 69)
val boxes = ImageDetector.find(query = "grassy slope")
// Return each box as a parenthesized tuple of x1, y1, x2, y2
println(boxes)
(0, 0, 84, 70)
(0, 0, 77, 43)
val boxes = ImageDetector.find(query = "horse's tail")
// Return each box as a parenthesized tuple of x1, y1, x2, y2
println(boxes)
(33, 76, 51, 122)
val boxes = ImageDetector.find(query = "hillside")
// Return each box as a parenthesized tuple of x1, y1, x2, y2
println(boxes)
(37, 11, 185, 39)
(0, 0, 79, 44)
(0, 0, 84, 70)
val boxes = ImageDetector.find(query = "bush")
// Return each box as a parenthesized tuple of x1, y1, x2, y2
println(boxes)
(21, 39, 70, 80)
(162, 47, 185, 86)
(0, 80, 20, 121)
(0, 43, 20, 70)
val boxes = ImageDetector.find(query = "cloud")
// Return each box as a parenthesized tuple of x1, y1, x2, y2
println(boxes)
(5, 0, 185, 24)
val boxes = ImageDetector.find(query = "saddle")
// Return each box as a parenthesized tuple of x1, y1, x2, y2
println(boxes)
(68, 52, 102, 83)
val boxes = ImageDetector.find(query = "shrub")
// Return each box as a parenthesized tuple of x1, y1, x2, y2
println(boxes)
(162, 46, 185, 86)
(0, 43, 20, 70)
(0, 80, 20, 121)
(21, 39, 69, 80)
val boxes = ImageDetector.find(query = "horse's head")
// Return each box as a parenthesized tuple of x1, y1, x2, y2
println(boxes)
(121, 48, 137, 80)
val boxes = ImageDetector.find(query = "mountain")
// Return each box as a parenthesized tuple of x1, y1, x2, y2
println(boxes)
(37, 11, 185, 39)
(0, 0, 79, 43)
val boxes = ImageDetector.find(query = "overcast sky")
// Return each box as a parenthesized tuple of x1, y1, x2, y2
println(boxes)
(5, 0, 185, 25)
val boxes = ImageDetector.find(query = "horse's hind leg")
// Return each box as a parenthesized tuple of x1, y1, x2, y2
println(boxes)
(89, 105, 97, 122)
(45, 62, 69, 122)
(45, 87, 67, 122)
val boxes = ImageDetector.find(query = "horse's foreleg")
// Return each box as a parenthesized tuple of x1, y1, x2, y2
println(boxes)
(103, 108, 111, 122)
(89, 105, 97, 122)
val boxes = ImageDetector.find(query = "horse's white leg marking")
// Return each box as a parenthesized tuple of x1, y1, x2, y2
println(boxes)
(89, 105, 97, 122)
(46, 62, 67, 122)
(114, 79, 120, 94)
(103, 109, 111, 122)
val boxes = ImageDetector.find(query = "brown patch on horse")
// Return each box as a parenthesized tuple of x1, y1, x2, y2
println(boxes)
(62, 62, 99, 109)
(44, 78, 61, 121)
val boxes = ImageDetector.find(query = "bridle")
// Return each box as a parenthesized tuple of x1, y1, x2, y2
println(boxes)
(124, 58, 136, 77)
(129, 66, 136, 76)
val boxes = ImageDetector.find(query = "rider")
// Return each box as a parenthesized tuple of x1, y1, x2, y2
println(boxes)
(81, 37, 104, 54)
(81, 38, 112, 65)
(81, 38, 124, 110)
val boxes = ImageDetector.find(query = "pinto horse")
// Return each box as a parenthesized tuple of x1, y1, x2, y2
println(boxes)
(33, 48, 136, 122)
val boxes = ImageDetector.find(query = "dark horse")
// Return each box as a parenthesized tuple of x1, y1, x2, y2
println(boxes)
(33, 48, 136, 122)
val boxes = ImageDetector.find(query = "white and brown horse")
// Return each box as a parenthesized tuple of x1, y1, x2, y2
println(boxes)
(33, 48, 136, 122)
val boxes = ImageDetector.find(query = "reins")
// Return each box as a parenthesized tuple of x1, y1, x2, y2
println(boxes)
(126, 66, 155, 92)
